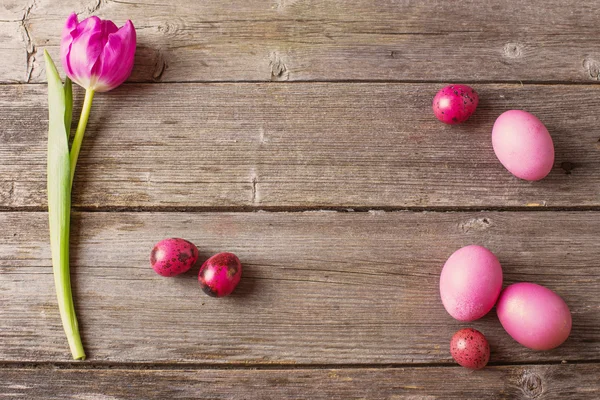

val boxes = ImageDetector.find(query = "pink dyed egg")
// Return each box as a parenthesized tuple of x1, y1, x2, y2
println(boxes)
(199, 252, 242, 297)
(150, 238, 199, 277)
(492, 110, 554, 181)
(497, 283, 571, 350)
(450, 328, 490, 370)
(432, 84, 479, 124)
(440, 245, 503, 321)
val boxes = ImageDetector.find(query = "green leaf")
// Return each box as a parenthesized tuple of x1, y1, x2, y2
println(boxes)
(44, 50, 85, 360)
(64, 77, 73, 142)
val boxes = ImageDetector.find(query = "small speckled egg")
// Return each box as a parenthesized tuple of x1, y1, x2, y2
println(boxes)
(432, 84, 479, 124)
(150, 238, 199, 277)
(199, 252, 242, 297)
(497, 282, 572, 350)
(450, 328, 490, 370)
(492, 110, 554, 181)
(440, 245, 503, 321)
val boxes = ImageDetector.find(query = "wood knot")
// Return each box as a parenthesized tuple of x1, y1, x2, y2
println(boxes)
(583, 57, 600, 80)
(503, 42, 523, 59)
(275, 0, 300, 10)
(459, 217, 491, 233)
(86, 0, 106, 14)
(269, 51, 289, 81)
(153, 50, 168, 81)
(519, 371, 543, 398)
(560, 161, 575, 175)
(157, 20, 180, 36)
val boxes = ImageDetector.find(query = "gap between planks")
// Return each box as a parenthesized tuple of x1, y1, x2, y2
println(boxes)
(0, 360, 599, 371)
(1, 206, 600, 213)
(2, 80, 600, 86)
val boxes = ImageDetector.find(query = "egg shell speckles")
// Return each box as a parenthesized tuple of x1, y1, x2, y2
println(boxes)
(150, 238, 199, 277)
(450, 328, 490, 370)
(492, 110, 555, 181)
(432, 84, 479, 124)
(496, 282, 572, 350)
(440, 245, 503, 321)
(199, 252, 242, 297)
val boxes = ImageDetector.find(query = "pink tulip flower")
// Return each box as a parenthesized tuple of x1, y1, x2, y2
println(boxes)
(45, 15, 137, 359)
(60, 13, 136, 92)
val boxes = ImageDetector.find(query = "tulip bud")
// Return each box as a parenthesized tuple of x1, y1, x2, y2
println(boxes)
(60, 13, 136, 92)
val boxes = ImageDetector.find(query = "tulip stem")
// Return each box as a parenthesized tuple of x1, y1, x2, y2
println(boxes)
(70, 89, 95, 188)
(45, 51, 86, 360)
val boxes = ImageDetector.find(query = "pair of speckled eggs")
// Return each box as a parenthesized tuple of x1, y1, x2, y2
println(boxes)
(150, 238, 242, 297)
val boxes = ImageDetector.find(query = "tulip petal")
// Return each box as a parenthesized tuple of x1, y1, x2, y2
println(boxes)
(60, 13, 79, 77)
(101, 19, 119, 36)
(91, 20, 136, 92)
(61, 13, 79, 41)
(65, 16, 105, 89)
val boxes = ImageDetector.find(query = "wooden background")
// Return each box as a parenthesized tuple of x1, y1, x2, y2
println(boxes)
(1, 0, 599, 398)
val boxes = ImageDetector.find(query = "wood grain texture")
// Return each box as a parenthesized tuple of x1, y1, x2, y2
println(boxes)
(1, 364, 599, 399)
(2, 0, 600, 83)
(1, 211, 598, 363)
(3, 0, 599, 393)
(2, 83, 600, 209)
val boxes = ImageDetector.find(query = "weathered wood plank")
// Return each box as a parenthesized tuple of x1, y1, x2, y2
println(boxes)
(1, 364, 599, 399)
(0, 211, 598, 363)
(1, 83, 599, 209)
(3, 0, 600, 83)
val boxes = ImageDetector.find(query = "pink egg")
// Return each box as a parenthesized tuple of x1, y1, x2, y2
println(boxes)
(492, 110, 554, 181)
(432, 84, 479, 124)
(440, 245, 503, 321)
(150, 238, 199, 277)
(450, 328, 490, 370)
(497, 282, 571, 350)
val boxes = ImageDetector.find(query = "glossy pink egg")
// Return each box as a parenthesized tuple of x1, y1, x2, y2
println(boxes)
(496, 282, 571, 350)
(432, 84, 479, 124)
(150, 238, 199, 277)
(199, 252, 242, 297)
(440, 245, 503, 321)
(492, 110, 554, 181)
